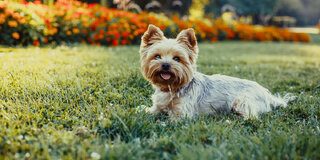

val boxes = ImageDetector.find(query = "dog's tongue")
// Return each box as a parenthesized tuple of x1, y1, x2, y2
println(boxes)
(160, 73, 171, 80)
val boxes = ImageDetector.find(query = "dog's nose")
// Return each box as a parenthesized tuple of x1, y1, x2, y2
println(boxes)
(162, 63, 170, 71)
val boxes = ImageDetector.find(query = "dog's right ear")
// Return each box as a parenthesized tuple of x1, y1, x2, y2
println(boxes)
(140, 24, 164, 48)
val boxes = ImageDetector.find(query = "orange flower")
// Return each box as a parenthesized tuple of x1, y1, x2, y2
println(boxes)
(49, 28, 58, 35)
(12, 32, 20, 39)
(19, 18, 26, 24)
(72, 28, 80, 34)
(8, 20, 18, 27)
(12, 12, 20, 19)
(226, 32, 235, 39)
(66, 30, 72, 36)
(0, 14, 5, 24)
(98, 33, 104, 40)
(43, 38, 48, 43)
(82, 29, 88, 34)
(211, 38, 218, 43)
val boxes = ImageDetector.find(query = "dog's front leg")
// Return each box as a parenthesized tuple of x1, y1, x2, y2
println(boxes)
(146, 92, 171, 114)
(146, 105, 161, 114)
(168, 97, 196, 119)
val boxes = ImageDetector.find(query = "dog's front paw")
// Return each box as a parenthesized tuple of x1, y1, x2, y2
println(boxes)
(146, 106, 159, 114)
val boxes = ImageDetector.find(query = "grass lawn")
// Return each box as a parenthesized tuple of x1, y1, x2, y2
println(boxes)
(0, 40, 320, 159)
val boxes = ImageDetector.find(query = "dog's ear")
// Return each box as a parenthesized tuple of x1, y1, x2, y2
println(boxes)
(176, 28, 198, 54)
(141, 24, 164, 48)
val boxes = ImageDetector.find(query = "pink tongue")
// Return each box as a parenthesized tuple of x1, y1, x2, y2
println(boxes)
(160, 73, 171, 80)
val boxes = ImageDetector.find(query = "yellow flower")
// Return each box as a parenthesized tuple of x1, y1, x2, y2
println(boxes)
(171, 27, 176, 33)
(200, 32, 205, 38)
(12, 32, 20, 39)
(84, 22, 90, 27)
(43, 29, 49, 36)
(29, 20, 36, 26)
(8, 20, 18, 27)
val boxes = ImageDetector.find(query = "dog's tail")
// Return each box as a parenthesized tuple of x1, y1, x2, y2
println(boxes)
(272, 93, 297, 108)
(283, 93, 297, 104)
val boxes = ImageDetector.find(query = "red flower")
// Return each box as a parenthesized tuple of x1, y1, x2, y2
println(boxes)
(33, 40, 40, 46)
(45, 18, 50, 23)
(33, 0, 42, 4)
(121, 40, 127, 45)
(211, 38, 218, 43)
(112, 39, 118, 46)
(43, 38, 48, 43)
(114, 32, 120, 39)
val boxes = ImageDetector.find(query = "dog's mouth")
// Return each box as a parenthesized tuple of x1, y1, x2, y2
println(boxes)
(160, 73, 171, 80)
(158, 72, 173, 80)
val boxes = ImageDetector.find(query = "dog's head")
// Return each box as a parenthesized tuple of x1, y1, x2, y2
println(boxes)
(139, 24, 198, 89)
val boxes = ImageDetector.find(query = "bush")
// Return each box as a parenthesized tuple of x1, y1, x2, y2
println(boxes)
(0, 0, 311, 46)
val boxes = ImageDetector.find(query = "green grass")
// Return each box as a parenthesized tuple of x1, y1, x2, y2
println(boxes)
(310, 34, 320, 44)
(0, 40, 320, 159)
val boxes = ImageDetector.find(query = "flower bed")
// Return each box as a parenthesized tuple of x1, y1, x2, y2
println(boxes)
(0, 0, 311, 46)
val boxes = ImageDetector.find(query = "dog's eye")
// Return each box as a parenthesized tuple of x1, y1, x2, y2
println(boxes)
(155, 55, 161, 60)
(173, 57, 180, 62)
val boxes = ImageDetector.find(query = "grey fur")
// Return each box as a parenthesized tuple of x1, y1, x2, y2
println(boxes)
(150, 72, 289, 119)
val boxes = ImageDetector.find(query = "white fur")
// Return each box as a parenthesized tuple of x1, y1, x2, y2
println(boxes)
(148, 72, 290, 119)
(141, 25, 293, 119)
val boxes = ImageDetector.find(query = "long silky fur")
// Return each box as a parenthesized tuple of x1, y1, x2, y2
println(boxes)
(140, 24, 294, 119)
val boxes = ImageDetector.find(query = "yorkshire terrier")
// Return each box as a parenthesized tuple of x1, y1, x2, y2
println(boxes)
(140, 24, 293, 119)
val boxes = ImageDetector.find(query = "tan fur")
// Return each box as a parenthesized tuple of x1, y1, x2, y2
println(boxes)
(140, 25, 200, 116)
(140, 25, 197, 91)
(141, 25, 292, 119)
(168, 97, 181, 116)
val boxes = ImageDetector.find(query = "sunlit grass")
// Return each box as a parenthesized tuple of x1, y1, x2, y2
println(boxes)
(0, 41, 319, 159)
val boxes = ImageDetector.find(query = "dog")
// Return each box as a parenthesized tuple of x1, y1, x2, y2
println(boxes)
(140, 24, 293, 119)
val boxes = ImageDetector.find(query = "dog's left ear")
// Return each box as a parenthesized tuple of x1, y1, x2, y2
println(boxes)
(176, 28, 198, 54)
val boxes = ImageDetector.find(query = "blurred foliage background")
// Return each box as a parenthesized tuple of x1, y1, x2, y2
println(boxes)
(204, 0, 320, 26)
(23, 0, 320, 26)
(1, 0, 317, 46)
(75, 0, 320, 27)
